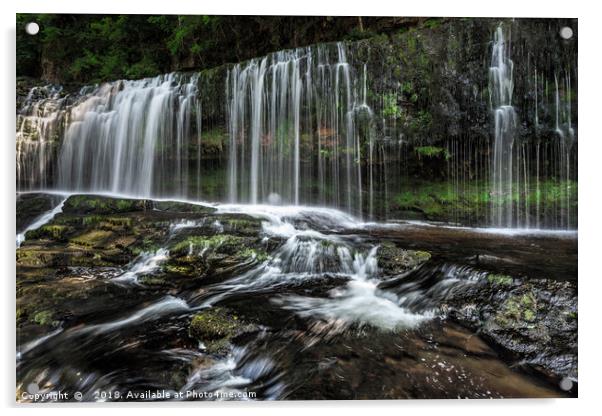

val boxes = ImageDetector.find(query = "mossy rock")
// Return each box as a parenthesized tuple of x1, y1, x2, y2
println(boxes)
(170, 234, 266, 260)
(62, 195, 149, 215)
(189, 307, 258, 354)
(70, 230, 114, 248)
(213, 214, 264, 237)
(487, 274, 514, 286)
(189, 308, 240, 341)
(494, 291, 539, 327)
(152, 200, 216, 215)
(376, 242, 431, 276)
(25, 224, 72, 241)
(31, 310, 59, 327)
(17, 193, 65, 233)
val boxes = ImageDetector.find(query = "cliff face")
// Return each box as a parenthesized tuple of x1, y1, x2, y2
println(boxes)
(190, 18, 577, 150)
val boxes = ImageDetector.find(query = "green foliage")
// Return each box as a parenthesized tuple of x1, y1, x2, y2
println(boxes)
(414, 146, 450, 159)
(423, 18, 443, 29)
(487, 274, 513, 286)
(382, 92, 402, 119)
(32, 310, 57, 327)
(17, 15, 418, 84)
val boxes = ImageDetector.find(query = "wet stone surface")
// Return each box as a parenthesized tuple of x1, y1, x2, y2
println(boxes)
(16, 194, 577, 400)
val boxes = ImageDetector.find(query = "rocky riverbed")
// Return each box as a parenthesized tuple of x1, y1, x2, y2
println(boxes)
(16, 193, 577, 400)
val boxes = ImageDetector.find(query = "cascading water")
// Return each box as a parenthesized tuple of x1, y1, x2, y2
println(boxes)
(17, 73, 202, 198)
(489, 25, 517, 227)
(17, 85, 66, 189)
(486, 25, 577, 229)
(15, 23, 576, 229)
(226, 43, 371, 216)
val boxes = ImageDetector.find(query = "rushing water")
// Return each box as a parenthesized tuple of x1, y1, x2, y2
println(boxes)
(226, 43, 370, 215)
(489, 25, 517, 227)
(16, 27, 576, 228)
(16, 194, 577, 400)
(487, 24, 577, 229)
(17, 74, 202, 198)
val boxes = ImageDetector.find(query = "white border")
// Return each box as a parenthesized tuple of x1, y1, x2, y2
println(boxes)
(2, 1, 600, 415)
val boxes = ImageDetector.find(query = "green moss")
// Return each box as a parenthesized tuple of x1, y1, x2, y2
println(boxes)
(382, 92, 402, 119)
(239, 248, 269, 262)
(153, 200, 216, 214)
(32, 310, 57, 327)
(170, 234, 267, 264)
(520, 292, 536, 308)
(495, 291, 539, 327)
(189, 308, 239, 341)
(487, 274, 514, 286)
(414, 146, 450, 159)
(171, 235, 238, 254)
(16, 307, 26, 323)
(523, 309, 536, 322)
(138, 275, 168, 286)
(70, 230, 113, 247)
(413, 251, 431, 263)
(423, 18, 443, 29)
(25, 224, 70, 241)
(82, 215, 103, 226)
(63, 195, 145, 215)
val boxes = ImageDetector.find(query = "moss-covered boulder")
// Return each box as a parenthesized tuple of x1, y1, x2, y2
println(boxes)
(152, 200, 216, 215)
(164, 233, 270, 283)
(62, 195, 149, 215)
(189, 307, 258, 354)
(16, 266, 127, 340)
(441, 273, 577, 382)
(376, 241, 431, 276)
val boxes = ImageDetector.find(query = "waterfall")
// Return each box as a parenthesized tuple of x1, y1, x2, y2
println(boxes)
(15, 25, 576, 229)
(16, 85, 66, 189)
(489, 25, 517, 227)
(226, 43, 371, 216)
(17, 73, 202, 199)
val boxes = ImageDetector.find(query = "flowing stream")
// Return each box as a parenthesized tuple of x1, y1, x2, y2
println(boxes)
(15, 19, 578, 401)
(16, 195, 577, 400)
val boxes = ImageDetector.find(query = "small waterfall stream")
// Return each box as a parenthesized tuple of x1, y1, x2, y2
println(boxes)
(489, 25, 517, 227)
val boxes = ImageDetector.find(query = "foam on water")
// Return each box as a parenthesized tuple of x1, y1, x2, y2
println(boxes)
(277, 247, 434, 331)
(113, 248, 169, 284)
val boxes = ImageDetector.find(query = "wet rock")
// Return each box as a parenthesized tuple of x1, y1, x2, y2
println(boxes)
(164, 234, 270, 284)
(62, 195, 150, 215)
(189, 307, 259, 354)
(442, 275, 577, 382)
(376, 241, 431, 276)
(17, 193, 65, 233)
(17, 194, 280, 299)
(152, 200, 216, 215)
(16, 266, 130, 340)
